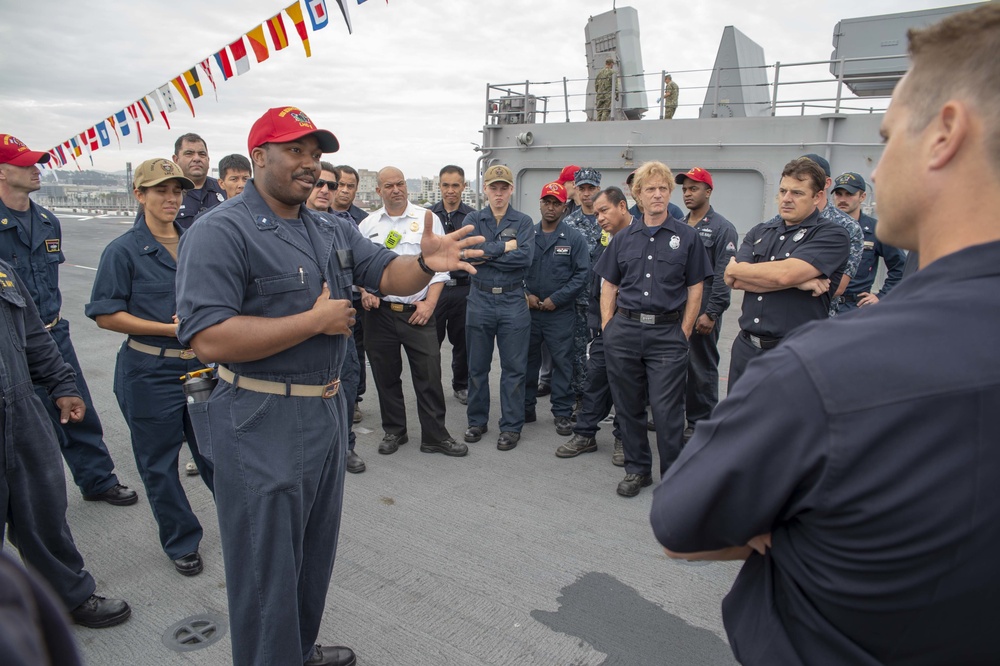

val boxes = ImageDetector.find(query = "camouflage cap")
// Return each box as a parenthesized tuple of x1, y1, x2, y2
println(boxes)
(574, 167, 602, 187)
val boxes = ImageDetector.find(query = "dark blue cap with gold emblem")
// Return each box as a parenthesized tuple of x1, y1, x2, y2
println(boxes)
(832, 172, 866, 194)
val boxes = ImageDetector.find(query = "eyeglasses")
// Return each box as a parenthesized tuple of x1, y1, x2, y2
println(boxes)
(315, 179, 339, 190)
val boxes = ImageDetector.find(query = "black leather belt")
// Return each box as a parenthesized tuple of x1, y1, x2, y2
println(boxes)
(616, 307, 680, 324)
(841, 292, 863, 303)
(388, 302, 417, 312)
(473, 281, 523, 294)
(445, 277, 470, 287)
(742, 330, 781, 350)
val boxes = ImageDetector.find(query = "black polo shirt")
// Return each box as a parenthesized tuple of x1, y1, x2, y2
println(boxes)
(594, 215, 711, 314)
(735, 209, 849, 337)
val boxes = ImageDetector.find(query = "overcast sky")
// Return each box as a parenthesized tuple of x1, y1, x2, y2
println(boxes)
(0, 0, 966, 180)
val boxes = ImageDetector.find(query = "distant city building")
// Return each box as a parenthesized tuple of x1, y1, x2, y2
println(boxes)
(419, 176, 477, 207)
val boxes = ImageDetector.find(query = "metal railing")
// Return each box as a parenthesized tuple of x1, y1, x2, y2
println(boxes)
(484, 53, 905, 126)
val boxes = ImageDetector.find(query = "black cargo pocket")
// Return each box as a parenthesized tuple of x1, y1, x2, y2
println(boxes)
(186, 401, 213, 462)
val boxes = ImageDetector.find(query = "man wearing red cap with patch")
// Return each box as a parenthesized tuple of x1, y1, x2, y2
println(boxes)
(674, 167, 738, 440)
(524, 182, 590, 434)
(0, 135, 138, 508)
(175, 106, 484, 666)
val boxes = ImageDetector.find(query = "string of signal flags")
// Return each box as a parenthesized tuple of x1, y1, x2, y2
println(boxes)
(42, 0, 386, 171)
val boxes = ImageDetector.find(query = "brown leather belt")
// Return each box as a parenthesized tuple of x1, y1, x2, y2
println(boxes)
(217, 365, 340, 398)
(127, 339, 198, 359)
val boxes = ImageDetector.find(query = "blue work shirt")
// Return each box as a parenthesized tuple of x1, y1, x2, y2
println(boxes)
(85, 213, 186, 349)
(846, 212, 906, 298)
(651, 239, 1000, 666)
(586, 216, 638, 330)
(525, 220, 589, 308)
(175, 180, 395, 381)
(431, 201, 475, 281)
(594, 215, 711, 314)
(735, 209, 849, 338)
(462, 205, 534, 288)
(331, 204, 368, 226)
(686, 206, 739, 320)
(0, 199, 64, 324)
(178, 177, 226, 229)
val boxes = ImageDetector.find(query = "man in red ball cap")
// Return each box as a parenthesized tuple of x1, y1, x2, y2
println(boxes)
(175, 107, 484, 666)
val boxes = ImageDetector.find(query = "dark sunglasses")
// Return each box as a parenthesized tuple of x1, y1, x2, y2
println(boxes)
(315, 179, 339, 190)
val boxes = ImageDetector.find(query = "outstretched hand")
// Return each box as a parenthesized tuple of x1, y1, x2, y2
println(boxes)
(420, 210, 486, 274)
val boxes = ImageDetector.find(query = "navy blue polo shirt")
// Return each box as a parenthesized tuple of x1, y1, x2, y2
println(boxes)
(735, 209, 849, 337)
(525, 219, 589, 308)
(651, 239, 1000, 666)
(177, 176, 226, 229)
(0, 199, 64, 323)
(594, 215, 711, 314)
(85, 213, 187, 348)
(462, 205, 534, 288)
(431, 201, 475, 280)
(846, 212, 906, 299)
(176, 180, 395, 381)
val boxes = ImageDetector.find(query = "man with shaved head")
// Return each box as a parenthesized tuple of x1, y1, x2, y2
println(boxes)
(357, 167, 467, 458)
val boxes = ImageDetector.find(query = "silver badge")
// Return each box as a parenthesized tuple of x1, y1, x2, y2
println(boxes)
(669, 235, 680, 249)
(793, 229, 806, 242)
(217, 193, 225, 203)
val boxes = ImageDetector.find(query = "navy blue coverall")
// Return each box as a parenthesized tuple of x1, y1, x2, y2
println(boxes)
(684, 207, 738, 423)
(176, 181, 395, 665)
(0, 259, 99, 612)
(524, 219, 590, 419)
(463, 205, 534, 434)
(85, 214, 214, 560)
(837, 211, 906, 312)
(0, 199, 122, 497)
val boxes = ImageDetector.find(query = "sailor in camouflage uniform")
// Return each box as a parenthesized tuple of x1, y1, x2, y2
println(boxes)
(560, 167, 604, 408)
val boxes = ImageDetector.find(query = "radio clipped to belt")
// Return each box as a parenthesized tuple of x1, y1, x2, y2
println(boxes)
(180, 367, 218, 404)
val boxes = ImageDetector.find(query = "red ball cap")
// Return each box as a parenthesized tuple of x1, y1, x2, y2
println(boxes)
(557, 165, 581, 184)
(675, 166, 713, 189)
(0, 134, 50, 167)
(540, 181, 567, 202)
(247, 107, 339, 155)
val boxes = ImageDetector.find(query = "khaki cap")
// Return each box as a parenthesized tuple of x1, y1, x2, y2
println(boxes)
(133, 158, 195, 189)
(484, 165, 514, 186)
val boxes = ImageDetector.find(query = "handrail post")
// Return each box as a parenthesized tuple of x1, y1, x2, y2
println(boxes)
(563, 77, 570, 122)
(771, 62, 781, 116)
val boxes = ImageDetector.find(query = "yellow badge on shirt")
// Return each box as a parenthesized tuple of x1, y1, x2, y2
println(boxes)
(410, 221, 420, 232)
(385, 230, 402, 249)
(600, 230, 610, 247)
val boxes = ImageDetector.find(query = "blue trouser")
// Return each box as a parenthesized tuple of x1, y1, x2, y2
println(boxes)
(113, 344, 213, 559)
(570, 303, 590, 397)
(187, 378, 348, 666)
(434, 283, 470, 392)
(341, 340, 359, 451)
(604, 315, 688, 477)
(352, 295, 366, 401)
(466, 289, 530, 433)
(2, 380, 95, 610)
(837, 298, 860, 315)
(573, 331, 622, 440)
(685, 315, 723, 424)
(35, 320, 119, 496)
(728, 331, 768, 391)
(525, 306, 576, 418)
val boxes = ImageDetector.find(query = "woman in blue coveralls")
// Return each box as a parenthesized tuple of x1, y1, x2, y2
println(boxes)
(85, 158, 213, 576)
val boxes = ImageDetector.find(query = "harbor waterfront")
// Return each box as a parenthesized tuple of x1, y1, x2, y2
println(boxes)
(21, 211, 743, 665)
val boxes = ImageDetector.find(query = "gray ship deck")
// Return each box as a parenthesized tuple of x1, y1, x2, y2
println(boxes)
(12, 213, 744, 665)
